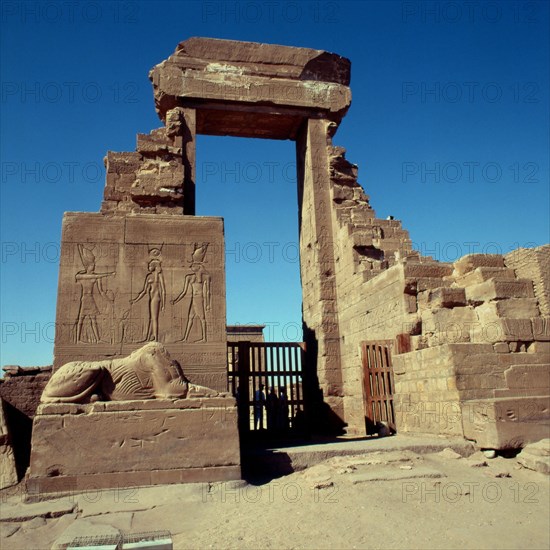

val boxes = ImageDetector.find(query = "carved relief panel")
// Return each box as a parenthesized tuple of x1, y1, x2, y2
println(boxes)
(54, 213, 227, 391)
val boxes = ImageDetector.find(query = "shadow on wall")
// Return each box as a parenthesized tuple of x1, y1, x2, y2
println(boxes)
(0, 367, 52, 480)
(302, 325, 347, 436)
(2, 399, 32, 479)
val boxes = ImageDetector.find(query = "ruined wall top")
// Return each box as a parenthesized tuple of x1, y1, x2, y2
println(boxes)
(149, 37, 352, 139)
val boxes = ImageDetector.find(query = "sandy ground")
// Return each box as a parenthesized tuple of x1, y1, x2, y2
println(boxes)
(1, 447, 549, 550)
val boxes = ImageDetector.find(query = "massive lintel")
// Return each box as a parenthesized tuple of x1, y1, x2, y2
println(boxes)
(149, 37, 352, 140)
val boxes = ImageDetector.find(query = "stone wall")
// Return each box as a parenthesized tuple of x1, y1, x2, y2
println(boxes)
(227, 325, 265, 343)
(504, 246, 550, 317)
(101, 107, 196, 216)
(311, 167, 550, 448)
(0, 397, 18, 489)
(321, 139, 421, 434)
(0, 366, 52, 418)
(0, 366, 52, 480)
(388, 250, 550, 449)
(302, 133, 550, 445)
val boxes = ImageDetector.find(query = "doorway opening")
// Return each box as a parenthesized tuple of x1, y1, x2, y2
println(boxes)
(196, 135, 303, 344)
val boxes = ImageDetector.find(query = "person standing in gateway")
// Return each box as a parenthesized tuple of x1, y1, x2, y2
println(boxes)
(254, 384, 266, 430)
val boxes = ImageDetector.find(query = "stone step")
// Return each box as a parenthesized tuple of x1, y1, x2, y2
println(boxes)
(243, 435, 475, 479)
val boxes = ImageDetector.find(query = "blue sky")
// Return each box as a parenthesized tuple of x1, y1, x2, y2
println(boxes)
(1, 0, 548, 366)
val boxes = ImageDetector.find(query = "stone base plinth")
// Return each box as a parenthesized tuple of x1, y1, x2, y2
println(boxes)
(28, 397, 240, 496)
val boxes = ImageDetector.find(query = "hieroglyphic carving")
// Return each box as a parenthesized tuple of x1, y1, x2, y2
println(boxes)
(74, 244, 116, 343)
(172, 242, 211, 342)
(54, 214, 227, 391)
(130, 247, 166, 342)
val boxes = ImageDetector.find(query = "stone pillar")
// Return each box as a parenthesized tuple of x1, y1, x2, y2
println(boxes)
(180, 108, 196, 215)
(297, 118, 345, 432)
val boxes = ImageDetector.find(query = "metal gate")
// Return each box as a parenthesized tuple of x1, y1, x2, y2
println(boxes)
(227, 341, 306, 436)
(361, 340, 396, 434)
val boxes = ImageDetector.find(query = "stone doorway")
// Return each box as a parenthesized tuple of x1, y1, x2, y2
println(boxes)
(195, 134, 302, 345)
(59, 38, 417, 438)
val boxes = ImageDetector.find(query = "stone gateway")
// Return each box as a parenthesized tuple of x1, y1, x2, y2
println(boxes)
(22, 37, 550, 493)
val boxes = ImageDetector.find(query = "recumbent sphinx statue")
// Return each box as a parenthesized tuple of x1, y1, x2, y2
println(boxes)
(41, 341, 218, 403)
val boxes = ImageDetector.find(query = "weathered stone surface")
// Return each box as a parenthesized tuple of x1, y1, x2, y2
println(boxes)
(403, 263, 453, 279)
(53, 214, 227, 391)
(0, 498, 76, 522)
(517, 439, 550, 474)
(0, 398, 18, 490)
(453, 254, 505, 276)
(471, 318, 534, 344)
(466, 279, 535, 303)
(28, 397, 241, 494)
(505, 246, 550, 316)
(161, 37, 351, 84)
(421, 306, 477, 345)
(419, 287, 467, 309)
(475, 298, 540, 320)
(461, 397, 550, 449)
(150, 37, 352, 132)
(101, 120, 188, 215)
(0, 366, 51, 418)
(455, 267, 516, 287)
(501, 364, 550, 391)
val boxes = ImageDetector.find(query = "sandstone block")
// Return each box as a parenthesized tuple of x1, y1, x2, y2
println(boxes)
(503, 364, 550, 391)
(105, 151, 142, 174)
(403, 263, 453, 279)
(455, 267, 516, 287)
(465, 279, 535, 303)
(421, 306, 476, 344)
(493, 342, 510, 353)
(471, 318, 533, 344)
(494, 298, 539, 318)
(453, 254, 505, 276)
(461, 397, 550, 449)
(423, 287, 467, 308)
(476, 298, 538, 323)
(28, 397, 241, 494)
(517, 439, 550, 474)
(150, 38, 352, 134)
